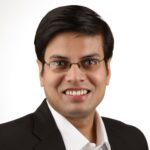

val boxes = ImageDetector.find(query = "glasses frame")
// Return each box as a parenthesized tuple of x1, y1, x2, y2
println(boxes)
(44, 57, 105, 73)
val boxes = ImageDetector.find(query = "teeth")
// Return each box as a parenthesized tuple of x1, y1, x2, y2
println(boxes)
(65, 90, 88, 96)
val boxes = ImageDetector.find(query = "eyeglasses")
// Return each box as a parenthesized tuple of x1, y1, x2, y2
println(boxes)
(44, 57, 105, 73)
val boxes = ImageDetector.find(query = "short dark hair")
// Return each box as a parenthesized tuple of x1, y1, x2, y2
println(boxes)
(34, 5, 114, 64)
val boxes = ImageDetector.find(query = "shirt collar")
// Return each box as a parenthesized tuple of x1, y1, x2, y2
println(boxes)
(97, 113, 111, 150)
(46, 100, 111, 150)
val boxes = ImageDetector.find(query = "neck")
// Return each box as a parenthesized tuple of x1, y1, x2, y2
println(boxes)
(66, 111, 97, 143)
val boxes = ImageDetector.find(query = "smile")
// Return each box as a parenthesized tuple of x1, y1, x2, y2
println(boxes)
(64, 89, 90, 96)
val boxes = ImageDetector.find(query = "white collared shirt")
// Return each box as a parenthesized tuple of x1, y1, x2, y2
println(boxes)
(47, 101, 111, 150)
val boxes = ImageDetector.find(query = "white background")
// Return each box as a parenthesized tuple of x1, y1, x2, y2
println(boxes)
(0, 0, 149, 147)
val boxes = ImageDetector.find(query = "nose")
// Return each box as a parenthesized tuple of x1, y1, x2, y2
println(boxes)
(64, 64, 86, 83)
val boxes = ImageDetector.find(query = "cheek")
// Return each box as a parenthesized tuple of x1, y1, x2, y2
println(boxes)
(88, 69, 108, 86)
(43, 73, 64, 90)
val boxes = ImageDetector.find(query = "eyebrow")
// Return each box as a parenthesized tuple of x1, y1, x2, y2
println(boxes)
(49, 53, 102, 60)
(80, 53, 101, 59)
(49, 55, 68, 60)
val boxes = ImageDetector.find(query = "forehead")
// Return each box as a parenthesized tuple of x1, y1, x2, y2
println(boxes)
(45, 32, 104, 59)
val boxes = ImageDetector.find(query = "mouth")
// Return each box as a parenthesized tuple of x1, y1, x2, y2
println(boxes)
(63, 89, 91, 96)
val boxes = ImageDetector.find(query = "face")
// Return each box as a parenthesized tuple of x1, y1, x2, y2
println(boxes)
(37, 32, 111, 120)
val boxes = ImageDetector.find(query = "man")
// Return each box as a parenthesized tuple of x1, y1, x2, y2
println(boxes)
(0, 5, 148, 150)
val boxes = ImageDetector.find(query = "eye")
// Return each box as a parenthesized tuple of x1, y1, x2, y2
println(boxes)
(82, 58, 100, 66)
(50, 60, 68, 68)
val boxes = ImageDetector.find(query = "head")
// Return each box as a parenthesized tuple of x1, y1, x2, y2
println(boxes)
(34, 5, 114, 119)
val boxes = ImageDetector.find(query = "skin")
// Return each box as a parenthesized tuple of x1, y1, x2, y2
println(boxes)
(37, 32, 111, 142)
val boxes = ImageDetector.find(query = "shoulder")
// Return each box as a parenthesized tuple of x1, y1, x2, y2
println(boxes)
(0, 113, 38, 149)
(102, 117, 144, 135)
(102, 117, 149, 150)
(0, 113, 34, 133)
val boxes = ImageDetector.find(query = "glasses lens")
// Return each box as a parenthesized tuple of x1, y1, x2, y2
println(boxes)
(50, 60, 68, 72)
(81, 58, 100, 71)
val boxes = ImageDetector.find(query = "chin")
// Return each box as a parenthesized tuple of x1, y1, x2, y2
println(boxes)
(65, 108, 92, 118)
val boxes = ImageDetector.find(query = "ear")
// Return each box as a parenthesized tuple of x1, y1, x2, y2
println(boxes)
(106, 58, 111, 85)
(36, 59, 44, 87)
